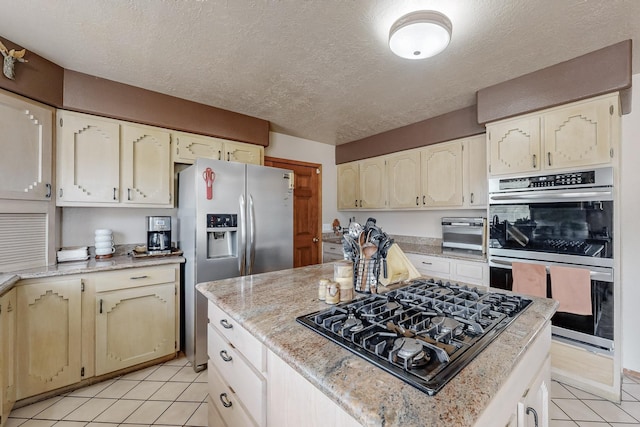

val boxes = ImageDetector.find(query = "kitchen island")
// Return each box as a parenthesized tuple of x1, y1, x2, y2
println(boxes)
(197, 263, 558, 427)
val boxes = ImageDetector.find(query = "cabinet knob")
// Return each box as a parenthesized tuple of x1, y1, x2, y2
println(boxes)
(219, 350, 233, 362)
(220, 319, 233, 329)
(219, 393, 233, 408)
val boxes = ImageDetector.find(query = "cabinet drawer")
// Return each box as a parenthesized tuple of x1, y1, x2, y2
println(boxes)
(93, 266, 176, 293)
(207, 362, 258, 427)
(453, 261, 488, 287)
(405, 253, 451, 278)
(208, 302, 265, 371)
(208, 324, 265, 424)
(323, 242, 342, 254)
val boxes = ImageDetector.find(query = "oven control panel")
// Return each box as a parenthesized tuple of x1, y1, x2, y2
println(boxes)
(499, 171, 596, 190)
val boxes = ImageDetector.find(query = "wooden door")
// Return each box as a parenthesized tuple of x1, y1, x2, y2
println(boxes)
(121, 124, 172, 206)
(265, 157, 321, 267)
(57, 111, 121, 204)
(337, 162, 359, 210)
(16, 278, 82, 399)
(487, 116, 541, 176)
(387, 150, 421, 208)
(1, 288, 16, 422)
(359, 157, 387, 208)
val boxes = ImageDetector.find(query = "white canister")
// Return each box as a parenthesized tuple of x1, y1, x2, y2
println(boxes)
(325, 280, 340, 305)
(318, 278, 330, 301)
(334, 260, 354, 280)
(336, 278, 354, 302)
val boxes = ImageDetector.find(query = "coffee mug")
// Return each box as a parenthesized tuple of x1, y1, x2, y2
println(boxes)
(95, 247, 115, 255)
(94, 235, 113, 243)
(94, 241, 113, 249)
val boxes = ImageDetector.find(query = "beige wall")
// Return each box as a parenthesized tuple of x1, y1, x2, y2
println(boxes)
(620, 73, 640, 373)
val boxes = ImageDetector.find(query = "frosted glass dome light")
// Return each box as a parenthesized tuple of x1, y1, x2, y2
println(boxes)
(389, 10, 452, 60)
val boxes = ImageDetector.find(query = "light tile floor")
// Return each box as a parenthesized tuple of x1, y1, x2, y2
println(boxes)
(7, 354, 640, 427)
(7, 355, 207, 427)
(551, 375, 640, 426)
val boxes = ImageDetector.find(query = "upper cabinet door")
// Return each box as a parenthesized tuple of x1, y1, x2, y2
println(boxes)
(121, 124, 172, 206)
(543, 94, 617, 170)
(224, 141, 263, 165)
(421, 140, 463, 207)
(337, 162, 359, 210)
(0, 90, 53, 201)
(487, 116, 541, 176)
(465, 136, 488, 207)
(387, 151, 421, 208)
(359, 158, 387, 209)
(57, 111, 120, 204)
(172, 132, 223, 163)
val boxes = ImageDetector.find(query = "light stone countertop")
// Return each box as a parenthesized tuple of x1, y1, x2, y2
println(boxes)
(197, 263, 558, 427)
(0, 255, 185, 296)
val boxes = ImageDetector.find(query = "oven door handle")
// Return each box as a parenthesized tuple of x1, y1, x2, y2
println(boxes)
(490, 189, 613, 202)
(489, 257, 613, 282)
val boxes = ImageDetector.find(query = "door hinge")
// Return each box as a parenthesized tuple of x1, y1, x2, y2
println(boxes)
(81, 367, 85, 377)
(81, 280, 85, 292)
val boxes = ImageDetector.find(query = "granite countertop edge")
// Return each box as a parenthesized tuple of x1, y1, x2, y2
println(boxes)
(0, 255, 185, 295)
(197, 264, 558, 427)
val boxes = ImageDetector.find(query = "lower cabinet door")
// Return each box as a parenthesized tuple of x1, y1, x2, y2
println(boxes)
(16, 278, 82, 399)
(208, 362, 257, 427)
(95, 283, 176, 376)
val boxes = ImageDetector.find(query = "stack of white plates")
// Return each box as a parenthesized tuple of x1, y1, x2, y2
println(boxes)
(95, 229, 115, 257)
(57, 246, 89, 263)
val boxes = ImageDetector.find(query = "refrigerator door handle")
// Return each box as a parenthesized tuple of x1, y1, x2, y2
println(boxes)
(239, 194, 247, 276)
(248, 194, 256, 274)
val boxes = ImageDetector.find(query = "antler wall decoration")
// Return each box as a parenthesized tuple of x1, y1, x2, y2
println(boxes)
(0, 41, 28, 80)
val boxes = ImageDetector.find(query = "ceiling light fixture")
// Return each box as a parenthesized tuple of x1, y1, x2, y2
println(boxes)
(389, 10, 452, 60)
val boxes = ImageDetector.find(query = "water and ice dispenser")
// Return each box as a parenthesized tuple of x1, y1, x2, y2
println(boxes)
(206, 214, 238, 258)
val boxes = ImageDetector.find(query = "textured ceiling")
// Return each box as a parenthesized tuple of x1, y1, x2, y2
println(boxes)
(1, 0, 639, 145)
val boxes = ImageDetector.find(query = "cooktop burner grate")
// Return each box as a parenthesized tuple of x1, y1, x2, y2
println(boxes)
(296, 278, 532, 395)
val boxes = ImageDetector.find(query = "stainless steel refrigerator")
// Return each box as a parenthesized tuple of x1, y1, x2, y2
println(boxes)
(178, 158, 294, 371)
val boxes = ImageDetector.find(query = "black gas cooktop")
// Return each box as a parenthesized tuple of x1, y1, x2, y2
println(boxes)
(296, 278, 532, 395)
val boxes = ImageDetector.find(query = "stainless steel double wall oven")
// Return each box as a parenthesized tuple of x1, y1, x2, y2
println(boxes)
(488, 167, 614, 353)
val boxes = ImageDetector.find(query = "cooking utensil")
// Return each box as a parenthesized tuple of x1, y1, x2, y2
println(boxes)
(348, 222, 363, 238)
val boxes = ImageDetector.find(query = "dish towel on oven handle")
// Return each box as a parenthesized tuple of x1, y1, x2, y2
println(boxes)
(550, 265, 592, 315)
(512, 262, 547, 298)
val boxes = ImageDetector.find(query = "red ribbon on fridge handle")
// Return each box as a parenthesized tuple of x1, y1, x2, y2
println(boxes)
(202, 167, 216, 200)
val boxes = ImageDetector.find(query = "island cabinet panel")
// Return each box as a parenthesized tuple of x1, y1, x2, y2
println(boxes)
(15, 278, 82, 400)
(266, 349, 361, 427)
(207, 302, 266, 427)
(92, 266, 178, 376)
(0, 89, 54, 202)
(487, 93, 619, 176)
(0, 289, 16, 427)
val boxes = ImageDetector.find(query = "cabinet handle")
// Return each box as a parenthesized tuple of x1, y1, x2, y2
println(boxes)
(421, 261, 433, 265)
(130, 275, 149, 280)
(59, 188, 63, 198)
(470, 192, 474, 204)
(532, 154, 537, 168)
(422, 195, 426, 205)
(219, 393, 232, 408)
(219, 350, 233, 362)
(218, 150, 222, 160)
(127, 188, 132, 201)
(354, 199, 358, 208)
(227, 152, 230, 161)
(359, 200, 362, 208)
(416, 196, 419, 206)
(99, 299, 103, 314)
(220, 319, 233, 329)
(113, 188, 117, 200)
(526, 407, 539, 427)
(547, 152, 552, 166)
(45, 183, 52, 198)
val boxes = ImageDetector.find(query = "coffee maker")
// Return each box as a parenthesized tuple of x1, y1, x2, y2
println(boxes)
(147, 216, 172, 254)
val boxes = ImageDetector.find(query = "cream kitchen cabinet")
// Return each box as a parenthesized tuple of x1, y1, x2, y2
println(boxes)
(421, 140, 463, 207)
(487, 93, 619, 176)
(405, 252, 489, 287)
(337, 158, 386, 209)
(93, 266, 178, 376)
(387, 140, 464, 209)
(57, 110, 173, 207)
(0, 289, 16, 427)
(172, 131, 264, 165)
(207, 302, 266, 427)
(15, 277, 82, 400)
(0, 90, 54, 201)
(337, 162, 360, 210)
(463, 135, 488, 207)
